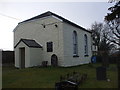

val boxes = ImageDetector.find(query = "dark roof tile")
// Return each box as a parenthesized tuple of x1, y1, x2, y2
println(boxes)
(14, 39, 42, 48)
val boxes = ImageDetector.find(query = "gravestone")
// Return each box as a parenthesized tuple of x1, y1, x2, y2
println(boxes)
(96, 66, 107, 80)
(42, 61, 48, 67)
(55, 81, 78, 90)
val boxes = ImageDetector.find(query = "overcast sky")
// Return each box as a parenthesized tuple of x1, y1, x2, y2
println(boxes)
(0, 1, 114, 50)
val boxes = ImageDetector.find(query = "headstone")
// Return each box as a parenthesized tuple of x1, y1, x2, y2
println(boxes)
(55, 81, 78, 90)
(42, 61, 48, 67)
(96, 66, 107, 80)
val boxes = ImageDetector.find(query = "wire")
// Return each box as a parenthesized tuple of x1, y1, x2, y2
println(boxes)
(0, 13, 21, 21)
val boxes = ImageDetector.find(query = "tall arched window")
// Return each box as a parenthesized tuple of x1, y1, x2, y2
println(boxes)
(73, 31, 78, 55)
(84, 34, 88, 55)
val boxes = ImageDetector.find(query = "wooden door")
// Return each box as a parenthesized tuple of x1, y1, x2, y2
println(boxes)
(51, 54, 58, 66)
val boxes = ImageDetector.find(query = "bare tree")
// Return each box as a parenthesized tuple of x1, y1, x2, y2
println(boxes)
(105, 1, 120, 88)
(90, 22, 114, 54)
(105, 1, 120, 46)
(90, 22, 116, 67)
(91, 22, 103, 49)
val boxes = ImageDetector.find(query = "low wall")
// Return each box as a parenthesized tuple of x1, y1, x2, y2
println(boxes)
(2, 51, 14, 64)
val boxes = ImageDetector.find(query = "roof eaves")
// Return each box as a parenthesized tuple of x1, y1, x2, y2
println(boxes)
(19, 11, 52, 24)
(21, 39, 42, 48)
(18, 11, 91, 33)
(51, 12, 91, 33)
(14, 39, 22, 48)
(14, 39, 42, 48)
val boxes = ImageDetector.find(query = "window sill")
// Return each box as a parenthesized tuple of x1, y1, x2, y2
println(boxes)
(73, 55, 79, 57)
(84, 55, 89, 57)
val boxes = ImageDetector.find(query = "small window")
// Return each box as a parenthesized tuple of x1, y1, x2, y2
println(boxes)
(47, 42, 53, 52)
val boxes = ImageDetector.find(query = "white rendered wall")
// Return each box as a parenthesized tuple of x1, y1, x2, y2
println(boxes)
(14, 16, 64, 66)
(29, 48, 43, 67)
(62, 23, 92, 67)
(14, 41, 30, 68)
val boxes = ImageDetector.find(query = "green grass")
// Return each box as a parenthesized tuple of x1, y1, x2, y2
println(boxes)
(2, 63, 118, 88)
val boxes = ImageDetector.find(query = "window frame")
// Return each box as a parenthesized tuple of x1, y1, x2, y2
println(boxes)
(73, 31, 79, 57)
(84, 34, 88, 56)
(47, 42, 53, 52)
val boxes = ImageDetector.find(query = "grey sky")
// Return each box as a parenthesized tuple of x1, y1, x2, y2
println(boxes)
(0, 2, 114, 50)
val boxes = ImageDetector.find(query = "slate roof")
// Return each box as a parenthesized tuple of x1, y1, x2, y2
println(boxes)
(19, 11, 91, 33)
(14, 39, 42, 48)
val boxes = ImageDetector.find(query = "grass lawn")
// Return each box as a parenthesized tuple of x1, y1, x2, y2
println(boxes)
(2, 63, 118, 88)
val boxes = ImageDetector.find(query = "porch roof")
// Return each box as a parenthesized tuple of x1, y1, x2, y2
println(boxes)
(14, 39, 42, 48)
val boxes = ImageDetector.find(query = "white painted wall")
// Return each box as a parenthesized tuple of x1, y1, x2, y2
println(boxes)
(30, 48, 43, 67)
(15, 41, 43, 68)
(14, 15, 92, 67)
(14, 16, 64, 66)
(62, 23, 92, 67)
(15, 41, 30, 68)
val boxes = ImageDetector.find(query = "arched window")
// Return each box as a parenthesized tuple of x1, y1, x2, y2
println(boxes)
(73, 31, 78, 55)
(84, 34, 88, 55)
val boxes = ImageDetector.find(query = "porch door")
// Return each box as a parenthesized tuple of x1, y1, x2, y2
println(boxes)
(20, 48, 25, 68)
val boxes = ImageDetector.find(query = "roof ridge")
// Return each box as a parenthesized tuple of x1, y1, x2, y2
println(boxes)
(20, 11, 53, 23)
(21, 38, 35, 41)
(18, 11, 91, 33)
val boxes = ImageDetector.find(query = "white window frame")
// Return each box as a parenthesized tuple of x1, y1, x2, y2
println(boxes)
(73, 31, 78, 56)
(84, 34, 88, 55)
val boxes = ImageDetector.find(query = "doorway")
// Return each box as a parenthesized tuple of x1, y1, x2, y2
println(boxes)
(51, 54, 58, 66)
(19, 48, 25, 68)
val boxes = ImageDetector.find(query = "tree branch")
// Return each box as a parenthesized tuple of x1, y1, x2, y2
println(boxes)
(112, 29, 120, 38)
(116, 25, 120, 35)
(105, 36, 120, 46)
